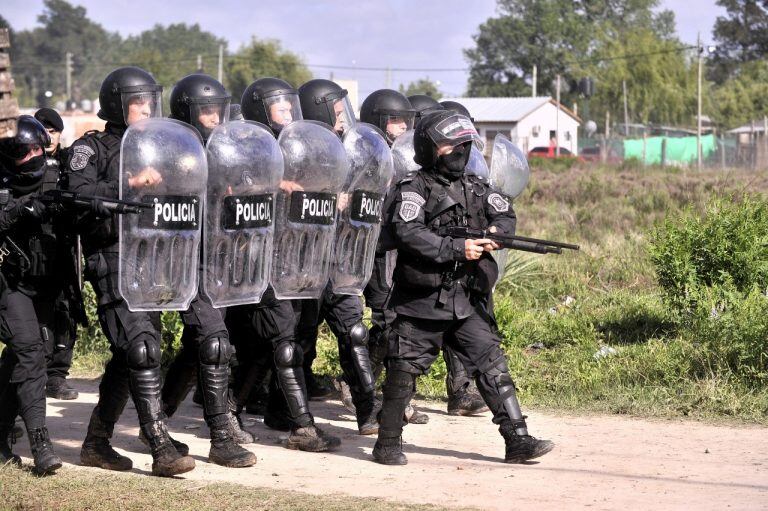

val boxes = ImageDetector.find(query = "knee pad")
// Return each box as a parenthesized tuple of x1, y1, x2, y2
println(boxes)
(125, 338, 160, 369)
(199, 336, 231, 366)
(274, 341, 303, 369)
(349, 322, 369, 347)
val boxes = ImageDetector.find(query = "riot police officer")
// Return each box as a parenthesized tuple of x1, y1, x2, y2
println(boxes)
(407, 94, 444, 124)
(34, 107, 85, 402)
(359, 89, 429, 425)
(156, 73, 256, 468)
(229, 77, 341, 452)
(372, 110, 554, 465)
(295, 78, 379, 434)
(420, 100, 489, 417)
(0, 115, 66, 474)
(65, 67, 195, 477)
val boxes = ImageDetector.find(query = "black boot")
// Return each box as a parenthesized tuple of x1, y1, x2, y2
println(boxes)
(142, 420, 195, 477)
(227, 411, 255, 444)
(285, 424, 341, 452)
(28, 427, 62, 475)
(499, 422, 554, 463)
(0, 422, 21, 467)
(373, 368, 413, 465)
(447, 386, 490, 416)
(207, 415, 257, 467)
(372, 433, 407, 465)
(45, 377, 79, 400)
(81, 410, 133, 471)
(138, 422, 190, 456)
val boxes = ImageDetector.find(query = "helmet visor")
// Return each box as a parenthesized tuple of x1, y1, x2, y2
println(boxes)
(190, 97, 231, 139)
(263, 93, 302, 131)
(121, 90, 163, 126)
(328, 95, 356, 135)
(426, 114, 483, 151)
(381, 112, 415, 143)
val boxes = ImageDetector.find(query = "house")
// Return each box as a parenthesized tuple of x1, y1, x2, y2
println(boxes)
(440, 96, 582, 155)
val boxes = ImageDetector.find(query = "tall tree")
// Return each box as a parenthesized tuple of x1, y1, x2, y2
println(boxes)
(120, 23, 226, 92)
(398, 78, 442, 99)
(10, 0, 121, 106)
(225, 38, 312, 104)
(709, 0, 768, 83)
(710, 59, 768, 127)
(464, 0, 675, 98)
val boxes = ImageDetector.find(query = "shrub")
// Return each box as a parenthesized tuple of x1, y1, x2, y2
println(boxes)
(649, 196, 768, 310)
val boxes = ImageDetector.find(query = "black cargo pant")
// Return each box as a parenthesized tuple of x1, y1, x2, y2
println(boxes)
(0, 289, 55, 431)
(44, 293, 77, 381)
(85, 251, 164, 430)
(293, 283, 376, 423)
(227, 288, 313, 427)
(161, 291, 230, 421)
(378, 308, 518, 442)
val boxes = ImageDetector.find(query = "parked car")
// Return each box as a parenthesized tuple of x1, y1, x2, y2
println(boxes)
(528, 146, 583, 161)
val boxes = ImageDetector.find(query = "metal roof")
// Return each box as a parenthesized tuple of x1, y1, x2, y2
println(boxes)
(440, 96, 580, 123)
(727, 120, 767, 134)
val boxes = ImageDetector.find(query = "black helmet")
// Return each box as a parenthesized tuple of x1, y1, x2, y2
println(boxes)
(0, 115, 51, 161)
(408, 94, 444, 124)
(240, 77, 302, 135)
(298, 79, 356, 135)
(359, 89, 415, 144)
(170, 73, 231, 140)
(413, 110, 481, 169)
(98, 66, 162, 126)
(440, 100, 474, 123)
(229, 103, 243, 121)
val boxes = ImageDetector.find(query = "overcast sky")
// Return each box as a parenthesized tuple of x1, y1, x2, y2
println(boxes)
(2, 0, 726, 97)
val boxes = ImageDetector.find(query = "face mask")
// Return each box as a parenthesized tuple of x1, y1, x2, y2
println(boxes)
(436, 142, 471, 180)
(16, 155, 46, 176)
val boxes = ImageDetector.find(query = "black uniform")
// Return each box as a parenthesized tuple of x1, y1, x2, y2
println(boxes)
(41, 150, 86, 387)
(373, 110, 553, 465)
(0, 120, 71, 473)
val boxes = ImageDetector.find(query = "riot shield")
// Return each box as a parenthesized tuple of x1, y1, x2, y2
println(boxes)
(119, 118, 208, 311)
(331, 123, 394, 295)
(390, 129, 419, 180)
(489, 134, 531, 286)
(203, 120, 283, 307)
(272, 120, 350, 299)
(465, 145, 489, 178)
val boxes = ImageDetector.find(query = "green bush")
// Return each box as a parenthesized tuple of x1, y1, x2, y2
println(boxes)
(649, 196, 768, 310)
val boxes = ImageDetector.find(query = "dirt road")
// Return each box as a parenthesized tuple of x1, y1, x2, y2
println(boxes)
(12, 378, 768, 510)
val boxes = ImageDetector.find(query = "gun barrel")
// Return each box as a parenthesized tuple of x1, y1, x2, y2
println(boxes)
(506, 234, 579, 251)
(504, 240, 563, 255)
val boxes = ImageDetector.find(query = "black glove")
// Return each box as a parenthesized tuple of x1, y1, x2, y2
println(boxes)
(18, 196, 48, 221)
(89, 198, 113, 218)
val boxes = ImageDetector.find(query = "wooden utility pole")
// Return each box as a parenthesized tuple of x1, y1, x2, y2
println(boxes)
(0, 29, 19, 138)
(532, 65, 537, 97)
(697, 32, 703, 171)
(622, 80, 629, 136)
(555, 74, 561, 157)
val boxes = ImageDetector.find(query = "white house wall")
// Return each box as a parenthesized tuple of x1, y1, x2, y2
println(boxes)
(475, 102, 579, 156)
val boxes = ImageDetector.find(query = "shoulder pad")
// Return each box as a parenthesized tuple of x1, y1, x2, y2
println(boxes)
(397, 170, 418, 184)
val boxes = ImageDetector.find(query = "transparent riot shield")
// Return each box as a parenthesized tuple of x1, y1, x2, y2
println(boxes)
(119, 118, 208, 311)
(203, 120, 283, 307)
(390, 129, 419, 180)
(465, 145, 489, 178)
(489, 134, 531, 286)
(272, 120, 351, 299)
(331, 123, 394, 295)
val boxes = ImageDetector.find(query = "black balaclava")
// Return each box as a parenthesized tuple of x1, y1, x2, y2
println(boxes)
(436, 141, 472, 181)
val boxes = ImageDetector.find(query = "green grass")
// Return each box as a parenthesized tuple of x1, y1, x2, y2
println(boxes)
(0, 466, 470, 511)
